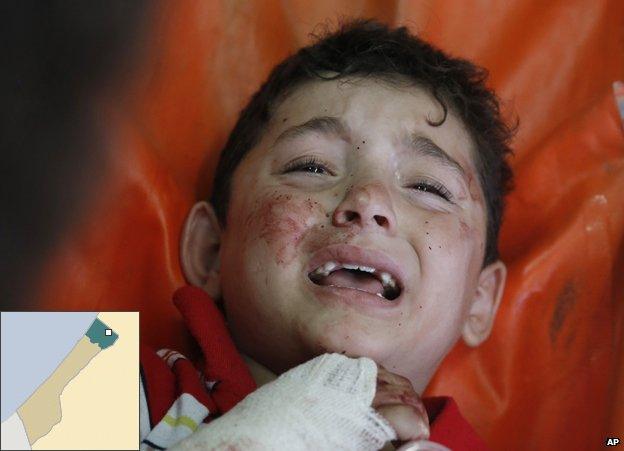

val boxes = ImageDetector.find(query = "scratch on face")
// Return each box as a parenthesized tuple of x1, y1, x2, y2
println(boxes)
(466, 171, 482, 204)
(247, 193, 325, 266)
(459, 219, 471, 240)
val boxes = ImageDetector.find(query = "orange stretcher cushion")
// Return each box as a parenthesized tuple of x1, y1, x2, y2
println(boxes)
(35, 1, 624, 449)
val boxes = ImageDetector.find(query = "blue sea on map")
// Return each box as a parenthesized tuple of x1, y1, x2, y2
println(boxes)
(1, 312, 98, 421)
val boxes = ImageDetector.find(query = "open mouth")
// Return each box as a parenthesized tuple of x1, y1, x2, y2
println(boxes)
(308, 261, 402, 301)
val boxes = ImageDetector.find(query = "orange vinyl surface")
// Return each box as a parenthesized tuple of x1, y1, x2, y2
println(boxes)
(34, 1, 624, 449)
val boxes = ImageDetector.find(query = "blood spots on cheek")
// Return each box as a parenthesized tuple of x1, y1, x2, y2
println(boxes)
(421, 218, 476, 254)
(244, 192, 325, 266)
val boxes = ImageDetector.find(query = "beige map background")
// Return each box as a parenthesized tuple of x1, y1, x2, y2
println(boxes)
(32, 312, 139, 450)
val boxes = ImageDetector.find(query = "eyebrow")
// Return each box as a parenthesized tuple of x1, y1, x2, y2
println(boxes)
(404, 133, 466, 176)
(272, 116, 351, 147)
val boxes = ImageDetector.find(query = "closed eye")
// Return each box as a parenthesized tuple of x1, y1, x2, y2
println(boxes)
(283, 156, 333, 175)
(410, 181, 453, 202)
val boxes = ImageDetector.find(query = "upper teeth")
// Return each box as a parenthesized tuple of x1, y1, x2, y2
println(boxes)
(314, 261, 338, 277)
(343, 263, 376, 273)
(310, 261, 397, 289)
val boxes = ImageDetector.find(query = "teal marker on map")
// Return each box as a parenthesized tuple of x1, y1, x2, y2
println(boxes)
(85, 318, 118, 349)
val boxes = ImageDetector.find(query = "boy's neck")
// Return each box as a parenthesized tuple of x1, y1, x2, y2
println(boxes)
(241, 354, 277, 387)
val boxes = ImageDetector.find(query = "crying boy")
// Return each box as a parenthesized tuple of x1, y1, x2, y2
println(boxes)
(140, 19, 514, 451)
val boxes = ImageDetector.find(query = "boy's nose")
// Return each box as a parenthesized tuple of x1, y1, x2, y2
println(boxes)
(332, 182, 397, 235)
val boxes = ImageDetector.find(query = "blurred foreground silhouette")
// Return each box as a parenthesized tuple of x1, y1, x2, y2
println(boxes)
(0, 1, 153, 308)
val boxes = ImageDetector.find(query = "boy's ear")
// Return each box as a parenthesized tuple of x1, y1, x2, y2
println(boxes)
(462, 260, 507, 347)
(180, 201, 222, 299)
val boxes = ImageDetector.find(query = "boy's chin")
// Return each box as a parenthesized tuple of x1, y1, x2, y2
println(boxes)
(305, 326, 389, 363)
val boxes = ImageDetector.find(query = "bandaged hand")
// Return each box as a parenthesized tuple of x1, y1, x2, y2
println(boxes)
(170, 353, 396, 450)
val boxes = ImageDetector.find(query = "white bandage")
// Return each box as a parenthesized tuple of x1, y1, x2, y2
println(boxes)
(171, 353, 396, 450)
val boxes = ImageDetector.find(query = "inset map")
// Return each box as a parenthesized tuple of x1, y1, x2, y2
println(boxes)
(1, 312, 139, 450)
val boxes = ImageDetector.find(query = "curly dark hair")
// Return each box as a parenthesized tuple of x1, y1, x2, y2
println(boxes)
(210, 19, 515, 266)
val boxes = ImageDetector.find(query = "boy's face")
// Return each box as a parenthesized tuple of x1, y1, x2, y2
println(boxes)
(183, 77, 506, 393)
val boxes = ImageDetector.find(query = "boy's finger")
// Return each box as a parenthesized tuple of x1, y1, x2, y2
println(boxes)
(377, 366, 413, 389)
(373, 385, 427, 419)
(376, 404, 430, 442)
